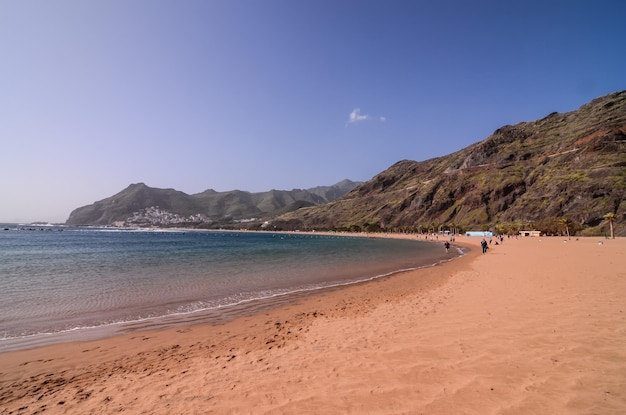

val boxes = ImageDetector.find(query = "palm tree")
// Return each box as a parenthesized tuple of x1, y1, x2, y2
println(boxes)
(428, 222, 436, 235)
(603, 212, 616, 239)
(449, 222, 457, 236)
(559, 217, 572, 239)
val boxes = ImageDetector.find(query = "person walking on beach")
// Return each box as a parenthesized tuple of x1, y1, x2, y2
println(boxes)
(481, 239, 488, 254)
(444, 241, 450, 253)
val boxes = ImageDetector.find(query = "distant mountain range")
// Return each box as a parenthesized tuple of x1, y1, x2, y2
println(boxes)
(67, 91, 625, 236)
(273, 91, 626, 236)
(65, 180, 361, 227)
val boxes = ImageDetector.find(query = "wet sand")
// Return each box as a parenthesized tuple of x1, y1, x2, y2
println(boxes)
(1, 236, 625, 414)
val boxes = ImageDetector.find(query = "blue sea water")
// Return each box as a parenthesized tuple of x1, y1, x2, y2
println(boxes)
(0, 225, 459, 351)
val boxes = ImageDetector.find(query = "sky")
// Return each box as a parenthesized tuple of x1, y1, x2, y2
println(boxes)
(1, 0, 625, 223)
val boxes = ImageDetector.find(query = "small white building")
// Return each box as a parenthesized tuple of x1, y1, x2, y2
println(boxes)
(519, 230, 542, 237)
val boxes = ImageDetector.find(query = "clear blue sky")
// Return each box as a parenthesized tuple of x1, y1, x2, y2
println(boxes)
(1, 0, 625, 223)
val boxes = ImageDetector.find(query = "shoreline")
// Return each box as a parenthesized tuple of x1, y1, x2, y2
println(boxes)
(0, 231, 462, 353)
(1, 236, 625, 414)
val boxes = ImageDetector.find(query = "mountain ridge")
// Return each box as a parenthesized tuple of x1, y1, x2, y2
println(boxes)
(271, 91, 626, 236)
(65, 180, 361, 226)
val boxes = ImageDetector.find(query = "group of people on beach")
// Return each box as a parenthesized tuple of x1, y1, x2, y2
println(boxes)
(441, 235, 506, 254)
(442, 238, 490, 254)
(480, 236, 504, 253)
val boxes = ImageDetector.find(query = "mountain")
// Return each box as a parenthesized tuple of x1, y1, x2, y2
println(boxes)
(305, 179, 363, 201)
(271, 91, 626, 236)
(65, 180, 361, 226)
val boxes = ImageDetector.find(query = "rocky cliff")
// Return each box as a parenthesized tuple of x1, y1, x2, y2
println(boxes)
(272, 91, 626, 236)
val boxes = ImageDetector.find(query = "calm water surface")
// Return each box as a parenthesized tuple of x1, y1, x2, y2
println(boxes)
(0, 225, 460, 351)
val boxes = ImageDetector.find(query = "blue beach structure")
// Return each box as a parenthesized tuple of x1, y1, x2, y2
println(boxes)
(465, 231, 493, 237)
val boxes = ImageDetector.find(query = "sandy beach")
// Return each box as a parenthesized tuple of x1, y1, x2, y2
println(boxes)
(1, 235, 625, 414)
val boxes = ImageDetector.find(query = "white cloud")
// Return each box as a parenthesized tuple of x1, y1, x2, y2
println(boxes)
(347, 108, 387, 125)
(349, 108, 369, 123)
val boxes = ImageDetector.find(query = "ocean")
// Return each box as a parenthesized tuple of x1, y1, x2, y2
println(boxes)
(0, 225, 460, 352)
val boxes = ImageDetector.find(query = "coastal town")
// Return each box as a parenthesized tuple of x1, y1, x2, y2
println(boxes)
(122, 206, 210, 227)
